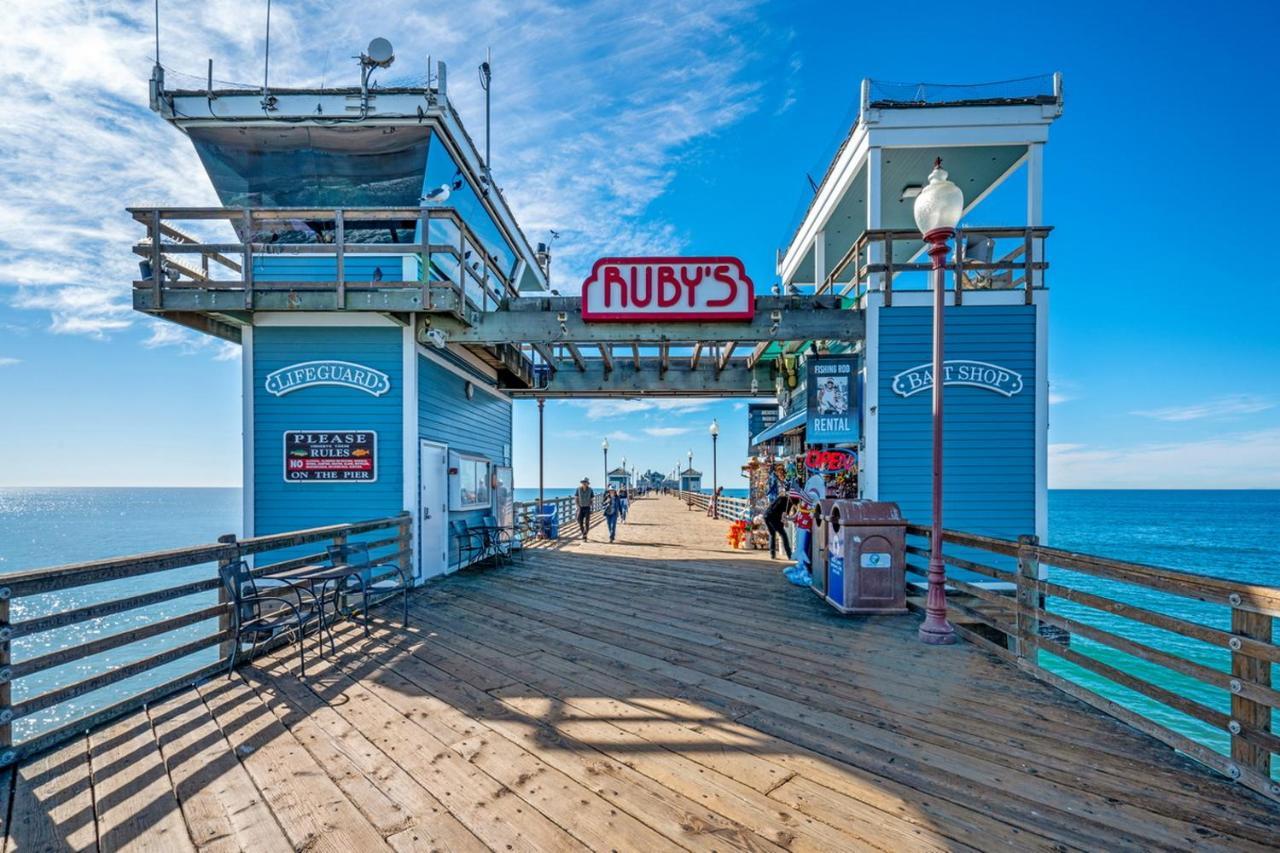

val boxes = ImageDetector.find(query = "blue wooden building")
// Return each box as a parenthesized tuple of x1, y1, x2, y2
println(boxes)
(137, 46, 548, 580)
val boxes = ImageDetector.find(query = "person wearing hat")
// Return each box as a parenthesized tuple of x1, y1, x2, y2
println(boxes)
(575, 477, 594, 539)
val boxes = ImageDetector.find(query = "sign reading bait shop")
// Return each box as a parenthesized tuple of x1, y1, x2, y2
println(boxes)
(891, 360, 1023, 397)
(284, 431, 377, 482)
(581, 257, 755, 321)
(265, 361, 391, 397)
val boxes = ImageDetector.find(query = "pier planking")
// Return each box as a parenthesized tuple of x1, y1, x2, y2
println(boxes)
(3, 495, 1278, 851)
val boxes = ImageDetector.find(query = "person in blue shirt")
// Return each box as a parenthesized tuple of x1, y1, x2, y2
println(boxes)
(602, 485, 622, 542)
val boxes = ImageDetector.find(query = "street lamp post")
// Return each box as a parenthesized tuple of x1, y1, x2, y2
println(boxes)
(709, 420, 719, 518)
(914, 158, 963, 645)
(602, 438, 609, 492)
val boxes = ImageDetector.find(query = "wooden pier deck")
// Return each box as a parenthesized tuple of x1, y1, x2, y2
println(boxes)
(5, 495, 1278, 851)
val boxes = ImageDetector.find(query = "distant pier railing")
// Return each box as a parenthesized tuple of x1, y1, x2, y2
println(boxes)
(677, 489, 752, 522)
(904, 525, 1280, 803)
(0, 513, 411, 768)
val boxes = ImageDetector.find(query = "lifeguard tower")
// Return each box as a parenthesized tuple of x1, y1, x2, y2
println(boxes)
(134, 40, 549, 580)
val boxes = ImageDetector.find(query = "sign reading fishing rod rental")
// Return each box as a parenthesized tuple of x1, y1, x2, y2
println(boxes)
(581, 257, 755, 321)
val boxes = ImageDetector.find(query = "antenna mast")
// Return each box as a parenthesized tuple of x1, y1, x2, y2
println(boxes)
(479, 49, 492, 192)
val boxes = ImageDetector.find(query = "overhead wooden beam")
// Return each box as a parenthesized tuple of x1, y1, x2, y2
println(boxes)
(718, 341, 738, 372)
(598, 343, 613, 373)
(632, 343, 641, 370)
(745, 341, 771, 370)
(659, 342, 669, 376)
(690, 342, 704, 369)
(507, 358, 774, 398)
(531, 342, 556, 366)
(434, 295, 861, 345)
(563, 342, 586, 371)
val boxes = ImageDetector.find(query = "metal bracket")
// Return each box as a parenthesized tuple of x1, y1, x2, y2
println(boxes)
(1229, 678, 1243, 694)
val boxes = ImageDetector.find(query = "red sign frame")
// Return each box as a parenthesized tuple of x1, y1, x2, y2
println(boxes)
(581, 256, 755, 322)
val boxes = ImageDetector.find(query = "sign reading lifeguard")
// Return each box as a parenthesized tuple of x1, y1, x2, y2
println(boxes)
(581, 257, 755, 321)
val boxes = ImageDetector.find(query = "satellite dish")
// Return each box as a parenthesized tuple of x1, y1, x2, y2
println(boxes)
(366, 37, 395, 68)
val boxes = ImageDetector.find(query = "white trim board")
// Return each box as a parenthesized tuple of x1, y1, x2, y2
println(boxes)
(241, 326, 255, 539)
(402, 322, 421, 582)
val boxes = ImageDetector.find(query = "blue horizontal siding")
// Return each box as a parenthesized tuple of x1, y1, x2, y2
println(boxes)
(418, 353, 513, 567)
(876, 304, 1038, 580)
(254, 256, 405, 283)
(253, 326, 405, 552)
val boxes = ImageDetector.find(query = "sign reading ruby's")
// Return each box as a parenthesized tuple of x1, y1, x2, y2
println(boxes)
(581, 257, 755, 321)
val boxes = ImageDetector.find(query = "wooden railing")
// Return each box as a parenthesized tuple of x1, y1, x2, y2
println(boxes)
(127, 206, 514, 315)
(820, 226, 1052, 306)
(0, 513, 411, 768)
(904, 524, 1280, 804)
(677, 490, 752, 522)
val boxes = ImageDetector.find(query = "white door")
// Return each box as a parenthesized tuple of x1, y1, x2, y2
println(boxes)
(419, 441, 449, 579)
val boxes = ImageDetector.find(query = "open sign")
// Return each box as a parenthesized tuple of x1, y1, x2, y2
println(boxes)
(805, 448, 857, 474)
(581, 257, 755, 321)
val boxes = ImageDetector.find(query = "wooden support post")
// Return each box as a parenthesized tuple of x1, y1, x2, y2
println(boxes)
(397, 511, 413, 582)
(215, 534, 238, 665)
(0, 585, 11, 765)
(151, 209, 164, 309)
(1015, 534, 1041, 664)
(420, 208, 431, 309)
(883, 233, 894, 308)
(1229, 603, 1273, 776)
(953, 228, 964, 306)
(1024, 230, 1034, 305)
(335, 209, 346, 309)
(241, 209, 254, 310)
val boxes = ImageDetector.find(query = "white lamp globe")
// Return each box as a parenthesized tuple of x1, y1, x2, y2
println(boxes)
(913, 159, 964, 236)
(602, 438, 609, 451)
(709, 420, 719, 437)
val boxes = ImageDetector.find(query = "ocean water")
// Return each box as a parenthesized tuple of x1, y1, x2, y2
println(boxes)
(0, 487, 1276, 772)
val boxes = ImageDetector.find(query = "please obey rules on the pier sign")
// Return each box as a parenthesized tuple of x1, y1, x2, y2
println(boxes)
(581, 257, 755, 321)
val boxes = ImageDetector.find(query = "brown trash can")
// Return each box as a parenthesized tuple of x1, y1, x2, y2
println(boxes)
(815, 500, 907, 614)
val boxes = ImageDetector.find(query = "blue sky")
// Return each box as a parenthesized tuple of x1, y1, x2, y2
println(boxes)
(0, 0, 1277, 488)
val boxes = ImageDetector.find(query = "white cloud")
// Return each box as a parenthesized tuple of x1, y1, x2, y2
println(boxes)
(1048, 391, 1073, 405)
(0, 357, 19, 367)
(644, 426, 693, 437)
(1130, 396, 1274, 422)
(0, 0, 773, 346)
(1049, 429, 1280, 488)
(570, 398, 712, 420)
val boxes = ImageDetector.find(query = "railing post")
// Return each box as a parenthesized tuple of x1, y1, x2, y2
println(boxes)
(1024, 229, 1034, 305)
(151, 209, 164, 309)
(242, 209, 254, 310)
(420, 208, 431, 310)
(1229, 599, 1273, 777)
(397, 512, 413, 585)
(953, 227, 964, 306)
(1015, 534, 1041, 664)
(0, 583, 11, 765)
(335, 209, 345, 309)
(216, 534, 238, 664)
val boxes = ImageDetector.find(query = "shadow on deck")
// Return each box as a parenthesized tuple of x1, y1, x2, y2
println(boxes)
(5, 497, 1278, 851)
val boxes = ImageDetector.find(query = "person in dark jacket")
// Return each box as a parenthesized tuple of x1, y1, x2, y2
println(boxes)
(575, 478, 594, 539)
(763, 494, 793, 559)
(602, 485, 622, 542)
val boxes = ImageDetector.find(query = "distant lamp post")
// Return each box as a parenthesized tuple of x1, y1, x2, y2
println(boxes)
(709, 420, 720, 518)
(914, 157, 963, 646)
(602, 438, 609, 490)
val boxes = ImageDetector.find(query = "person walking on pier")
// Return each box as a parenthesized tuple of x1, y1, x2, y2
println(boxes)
(618, 486, 629, 523)
(575, 478, 594, 539)
(764, 493, 793, 560)
(603, 485, 622, 542)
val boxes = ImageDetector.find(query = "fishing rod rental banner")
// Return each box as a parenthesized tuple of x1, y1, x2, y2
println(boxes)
(806, 356, 860, 445)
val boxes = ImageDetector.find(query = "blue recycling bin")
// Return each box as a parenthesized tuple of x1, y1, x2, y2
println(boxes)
(539, 504, 559, 539)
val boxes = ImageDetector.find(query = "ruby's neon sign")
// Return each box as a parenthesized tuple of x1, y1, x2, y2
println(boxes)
(581, 257, 755, 321)
(804, 448, 857, 474)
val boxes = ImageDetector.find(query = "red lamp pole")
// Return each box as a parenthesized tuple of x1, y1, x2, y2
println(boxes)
(918, 226, 958, 644)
